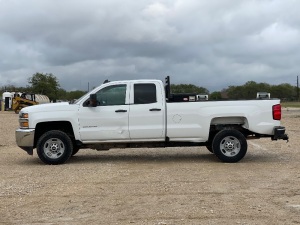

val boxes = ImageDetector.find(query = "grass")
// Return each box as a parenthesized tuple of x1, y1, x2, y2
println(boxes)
(281, 102, 300, 108)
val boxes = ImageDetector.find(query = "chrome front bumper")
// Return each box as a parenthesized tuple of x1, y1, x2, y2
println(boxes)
(15, 129, 35, 155)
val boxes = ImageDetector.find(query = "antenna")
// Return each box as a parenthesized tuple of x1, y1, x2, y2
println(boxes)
(297, 76, 299, 101)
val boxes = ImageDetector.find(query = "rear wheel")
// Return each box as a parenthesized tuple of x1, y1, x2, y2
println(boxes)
(212, 129, 247, 163)
(37, 130, 73, 165)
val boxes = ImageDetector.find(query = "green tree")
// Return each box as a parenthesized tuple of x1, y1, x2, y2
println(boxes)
(210, 91, 222, 100)
(66, 90, 87, 101)
(227, 81, 271, 99)
(226, 86, 245, 99)
(170, 84, 209, 94)
(270, 84, 296, 100)
(28, 73, 60, 102)
(57, 88, 67, 100)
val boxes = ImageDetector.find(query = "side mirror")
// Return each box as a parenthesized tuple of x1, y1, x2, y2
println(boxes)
(89, 94, 97, 107)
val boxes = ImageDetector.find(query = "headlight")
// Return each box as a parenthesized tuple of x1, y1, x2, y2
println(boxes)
(20, 113, 29, 119)
(19, 113, 29, 128)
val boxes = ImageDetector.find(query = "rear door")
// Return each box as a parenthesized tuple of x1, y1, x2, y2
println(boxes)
(128, 81, 165, 140)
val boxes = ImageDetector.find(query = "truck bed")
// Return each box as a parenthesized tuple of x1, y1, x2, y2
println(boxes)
(166, 99, 280, 142)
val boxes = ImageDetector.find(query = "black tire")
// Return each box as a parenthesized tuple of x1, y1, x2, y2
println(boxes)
(212, 129, 247, 163)
(36, 130, 73, 165)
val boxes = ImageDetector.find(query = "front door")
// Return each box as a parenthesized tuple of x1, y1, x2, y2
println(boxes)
(78, 84, 130, 142)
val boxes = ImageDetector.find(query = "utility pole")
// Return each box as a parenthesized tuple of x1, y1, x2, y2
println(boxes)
(297, 76, 299, 101)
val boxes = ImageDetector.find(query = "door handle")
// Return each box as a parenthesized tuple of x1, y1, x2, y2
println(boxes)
(149, 108, 161, 111)
(115, 109, 127, 113)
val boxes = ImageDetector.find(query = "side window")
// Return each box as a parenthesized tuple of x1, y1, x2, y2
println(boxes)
(96, 84, 126, 106)
(134, 83, 157, 104)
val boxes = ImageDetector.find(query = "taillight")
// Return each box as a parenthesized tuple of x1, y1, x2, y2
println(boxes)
(273, 104, 281, 120)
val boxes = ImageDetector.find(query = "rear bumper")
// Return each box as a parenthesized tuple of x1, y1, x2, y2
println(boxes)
(272, 126, 289, 141)
(15, 129, 35, 155)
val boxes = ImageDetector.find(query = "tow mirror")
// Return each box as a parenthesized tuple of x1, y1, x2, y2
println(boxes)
(89, 94, 97, 107)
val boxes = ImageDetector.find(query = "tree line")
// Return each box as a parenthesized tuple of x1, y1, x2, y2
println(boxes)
(221, 81, 297, 100)
(172, 81, 297, 100)
(1, 73, 86, 102)
(1, 73, 298, 101)
(173, 81, 297, 101)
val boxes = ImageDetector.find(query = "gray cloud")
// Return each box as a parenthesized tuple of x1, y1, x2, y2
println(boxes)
(1, 0, 300, 92)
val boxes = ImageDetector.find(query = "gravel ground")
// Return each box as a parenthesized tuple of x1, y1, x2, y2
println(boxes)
(0, 109, 299, 225)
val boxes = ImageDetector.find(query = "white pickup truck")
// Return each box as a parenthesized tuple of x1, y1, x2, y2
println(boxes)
(16, 77, 288, 165)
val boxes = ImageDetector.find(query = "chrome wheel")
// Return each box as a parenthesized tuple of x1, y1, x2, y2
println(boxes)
(37, 130, 73, 165)
(44, 138, 65, 159)
(212, 129, 247, 163)
(220, 136, 241, 157)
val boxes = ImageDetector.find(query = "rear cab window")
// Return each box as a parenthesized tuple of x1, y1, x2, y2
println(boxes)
(134, 83, 157, 104)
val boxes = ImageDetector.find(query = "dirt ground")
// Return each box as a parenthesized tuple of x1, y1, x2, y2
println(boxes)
(0, 109, 299, 225)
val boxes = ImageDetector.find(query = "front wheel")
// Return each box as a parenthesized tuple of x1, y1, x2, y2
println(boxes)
(212, 129, 247, 163)
(36, 130, 73, 165)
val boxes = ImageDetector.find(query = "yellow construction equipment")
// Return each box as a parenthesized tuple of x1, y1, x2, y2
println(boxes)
(12, 93, 49, 114)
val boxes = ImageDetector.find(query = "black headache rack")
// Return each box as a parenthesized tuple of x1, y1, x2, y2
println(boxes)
(165, 76, 199, 102)
(169, 93, 198, 102)
(165, 76, 171, 100)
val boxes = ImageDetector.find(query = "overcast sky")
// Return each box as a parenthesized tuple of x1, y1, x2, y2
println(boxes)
(1, 0, 300, 92)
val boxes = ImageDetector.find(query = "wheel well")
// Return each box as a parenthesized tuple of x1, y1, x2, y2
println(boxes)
(211, 117, 248, 127)
(208, 117, 249, 144)
(208, 124, 251, 145)
(34, 121, 75, 148)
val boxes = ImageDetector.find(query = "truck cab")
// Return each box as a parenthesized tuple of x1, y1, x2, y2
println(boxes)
(78, 80, 166, 142)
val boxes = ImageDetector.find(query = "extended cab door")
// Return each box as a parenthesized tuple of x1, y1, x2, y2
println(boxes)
(128, 81, 165, 140)
(78, 83, 130, 142)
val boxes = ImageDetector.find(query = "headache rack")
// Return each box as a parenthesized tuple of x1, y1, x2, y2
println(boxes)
(165, 76, 205, 102)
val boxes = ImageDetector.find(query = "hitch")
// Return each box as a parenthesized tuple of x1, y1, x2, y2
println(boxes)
(272, 126, 289, 142)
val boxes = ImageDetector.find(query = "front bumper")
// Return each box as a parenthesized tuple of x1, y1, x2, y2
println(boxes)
(272, 126, 289, 141)
(15, 129, 35, 155)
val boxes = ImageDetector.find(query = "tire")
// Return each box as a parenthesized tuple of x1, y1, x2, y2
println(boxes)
(212, 129, 247, 163)
(36, 130, 73, 165)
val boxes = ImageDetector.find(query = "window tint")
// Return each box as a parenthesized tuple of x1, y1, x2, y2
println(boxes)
(134, 83, 157, 104)
(96, 84, 126, 106)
